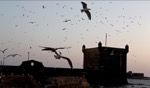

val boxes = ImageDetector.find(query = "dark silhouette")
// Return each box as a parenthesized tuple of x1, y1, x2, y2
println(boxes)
(39, 46, 71, 55)
(6, 54, 21, 58)
(61, 56, 73, 69)
(63, 19, 71, 22)
(0, 48, 8, 53)
(39, 46, 73, 69)
(42, 5, 46, 9)
(29, 21, 35, 24)
(81, 2, 91, 20)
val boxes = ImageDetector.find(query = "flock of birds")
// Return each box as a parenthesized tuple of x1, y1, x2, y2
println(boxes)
(37, 2, 91, 69)
(0, 1, 142, 68)
(38, 2, 91, 69)
(0, 48, 21, 60)
(0, 1, 91, 68)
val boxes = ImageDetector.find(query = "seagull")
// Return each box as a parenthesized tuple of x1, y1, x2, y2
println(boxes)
(62, 28, 66, 30)
(29, 21, 35, 24)
(42, 5, 46, 9)
(39, 46, 71, 56)
(63, 19, 71, 22)
(0, 48, 8, 53)
(5, 54, 21, 59)
(81, 1, 91, 20)
(39, 46, 73, 69)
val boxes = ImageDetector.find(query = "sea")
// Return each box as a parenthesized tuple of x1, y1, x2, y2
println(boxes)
(91, 78, 150, 88)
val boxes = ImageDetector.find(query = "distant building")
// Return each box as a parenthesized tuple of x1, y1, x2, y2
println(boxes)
(82, 42, 129, 84)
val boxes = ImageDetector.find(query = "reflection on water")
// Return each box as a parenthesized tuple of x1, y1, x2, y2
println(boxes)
(91, 79, 150, 88)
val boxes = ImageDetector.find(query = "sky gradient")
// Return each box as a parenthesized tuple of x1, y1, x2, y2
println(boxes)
(0, 1, 150, 76)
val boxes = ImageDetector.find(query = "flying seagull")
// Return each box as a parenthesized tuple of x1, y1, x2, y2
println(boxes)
(63, 19, 71, 22)
(81, 1, 91, 20)
(5, 54, 21, 59)
(39, 46, 73, 69)
(42, 5, 46, 9)
(0, 48, 8, 53)
(29, 21, 36, 24)
(39, 46, 71, 56)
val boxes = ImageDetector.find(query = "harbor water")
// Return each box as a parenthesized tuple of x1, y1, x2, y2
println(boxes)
(91, 78, 150, 88)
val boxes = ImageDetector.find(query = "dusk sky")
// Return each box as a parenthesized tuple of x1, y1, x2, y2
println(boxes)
(0, 1, 150, 76)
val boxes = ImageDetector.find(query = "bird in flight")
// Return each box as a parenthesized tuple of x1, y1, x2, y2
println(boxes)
(63, 19, 71, 22)
(29, 21, 35, 24)
(5, 54, 21, 59)
(39, 46, 73, 69)
(42, 5, 46, 9)
(0, 48, 8, 53)
(81, 1, 91, 20)
(39, 46, 71, 56)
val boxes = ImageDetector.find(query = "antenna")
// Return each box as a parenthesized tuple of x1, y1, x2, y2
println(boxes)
(28, 52, 30, 61)
(105, 33, 107, 47)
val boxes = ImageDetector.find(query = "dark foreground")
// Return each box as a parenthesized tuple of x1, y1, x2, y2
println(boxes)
(0, 75, 150, 88)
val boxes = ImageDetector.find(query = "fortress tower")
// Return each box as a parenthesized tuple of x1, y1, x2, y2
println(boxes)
(82, 42, 129, 84)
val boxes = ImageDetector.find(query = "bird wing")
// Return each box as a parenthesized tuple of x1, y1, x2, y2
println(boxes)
(81, 2, 87, 9)
(54, 51, 60, 56)
(65, 47, 72, 49)
(61, 56, 73, 69)
(4, 48, 8, 52)
(0, 48, 8, 53)
(5, 54, 13, 59)
(39, 46, 52, 48)
(85, 11, 91, 20)
(56, 47, 71, 49)
(6, 54, 11, 58)
(6, 54, 21, 58)
(12, 54, 21, 57)
(56, 47, 66, 49)
(39, 46, 55, 52)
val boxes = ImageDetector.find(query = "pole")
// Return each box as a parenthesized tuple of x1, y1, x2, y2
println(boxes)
(28, 52, 30, 61)
(105, 33, 107, 47)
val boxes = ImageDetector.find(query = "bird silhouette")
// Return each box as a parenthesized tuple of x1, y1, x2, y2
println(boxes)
(39, 46, 73, 69)
(81, 2, 91, 20)
(39, 46, 71, 57)
(63, 19, 71, 22)
(62, 28, 66, 30)
(29, 21, 35, 24)
(39, 46, 71, 52)
(0, 48, 8, 53)
(42, 5, 46, 9)
(5, 54, 21, 59)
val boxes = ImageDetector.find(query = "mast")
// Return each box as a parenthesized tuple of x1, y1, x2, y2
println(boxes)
(105, 33, 107, 47)
(28, 52, 30, 61)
